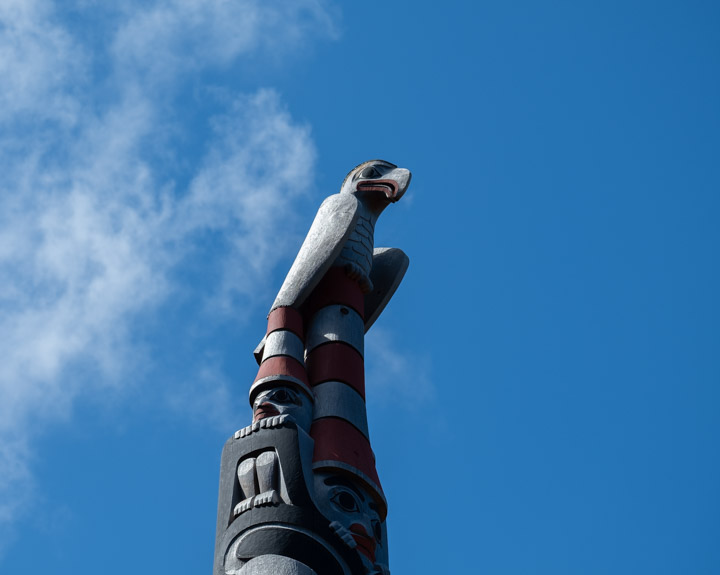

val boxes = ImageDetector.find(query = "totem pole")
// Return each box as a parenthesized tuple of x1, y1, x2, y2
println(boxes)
(214, 160, 411, 575)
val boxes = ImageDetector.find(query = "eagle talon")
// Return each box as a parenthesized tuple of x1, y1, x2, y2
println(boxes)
(359, 275, 374, 294)
(344, 262, 362, 280)
(344, 262, 373, 293)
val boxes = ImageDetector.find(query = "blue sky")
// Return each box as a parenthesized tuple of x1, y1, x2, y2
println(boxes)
(1, 1, 718, 573)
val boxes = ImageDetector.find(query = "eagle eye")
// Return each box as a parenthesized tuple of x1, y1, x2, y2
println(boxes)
(360, 166, 380, 179)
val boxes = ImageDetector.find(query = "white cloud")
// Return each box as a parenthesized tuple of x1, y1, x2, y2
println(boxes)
(182, 89, 316, 310)
(113, 0, 339, 85)
(0, 0, 335, 549)
(365, 326, 435, 408)
(0, 0, 84, 125)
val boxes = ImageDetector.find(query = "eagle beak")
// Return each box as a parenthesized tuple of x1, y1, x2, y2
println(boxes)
(356, 179, 399, 201)
(379, 180, 399, 201)
(354, 167, 411, 203)
(387, 168, 411, 202)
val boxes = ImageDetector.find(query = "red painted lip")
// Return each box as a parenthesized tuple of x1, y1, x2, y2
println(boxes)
(253, 403, 280, 422)
(349, 523, 376, 562)
(356, 179, 399, 201)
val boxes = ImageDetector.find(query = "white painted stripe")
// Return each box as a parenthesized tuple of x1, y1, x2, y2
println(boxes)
(312, 381, 369, 439)
(306, 304, 364, 358)
(262, 329, 305, 363)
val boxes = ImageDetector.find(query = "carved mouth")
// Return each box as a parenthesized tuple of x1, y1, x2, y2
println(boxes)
(253, 403, 280, 422)
(349, 524, 377, 562)
(356, 179, 399, 201)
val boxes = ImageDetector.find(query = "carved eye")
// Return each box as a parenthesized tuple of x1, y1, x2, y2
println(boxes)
(270, 389, 292, 403)
(331, 490, 360, 513)
(360, 166, 380, 179)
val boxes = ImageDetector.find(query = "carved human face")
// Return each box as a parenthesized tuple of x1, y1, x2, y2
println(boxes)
(252, 386, 313, 432)
(313, 472, 388, 571)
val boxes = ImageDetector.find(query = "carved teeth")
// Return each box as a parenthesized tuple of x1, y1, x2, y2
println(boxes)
(234, 415, 293, 439)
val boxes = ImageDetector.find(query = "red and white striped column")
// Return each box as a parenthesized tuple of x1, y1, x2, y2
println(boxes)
(305, 267, 387, 518)
(249, 306, 313, 408)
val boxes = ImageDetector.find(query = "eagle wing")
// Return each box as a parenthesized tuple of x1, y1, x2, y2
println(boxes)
(364, 247, 409, 332)
(271, 193, 359, 312)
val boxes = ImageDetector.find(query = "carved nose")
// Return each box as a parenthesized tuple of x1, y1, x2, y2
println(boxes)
(253, 402, 280, 422)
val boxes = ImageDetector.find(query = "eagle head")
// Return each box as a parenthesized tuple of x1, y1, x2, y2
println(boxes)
(340, 160, 411, 209)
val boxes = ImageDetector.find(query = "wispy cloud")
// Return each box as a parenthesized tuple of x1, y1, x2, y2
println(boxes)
(0, 0, 84, 125)
(113, 0, 339, 82)
(181, 90, 316, 311)
(166, 353, 244, 432)
(0, 0, 335, 549)
(365, 326, 435, 408)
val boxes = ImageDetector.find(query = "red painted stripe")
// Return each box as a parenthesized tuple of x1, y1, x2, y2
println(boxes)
(306, 266, 365, 319)
(267, 307, 304, 339)
(311, 417, 381, 488)
(306, 342, 365, 400)
(254, 355, 308, 385)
